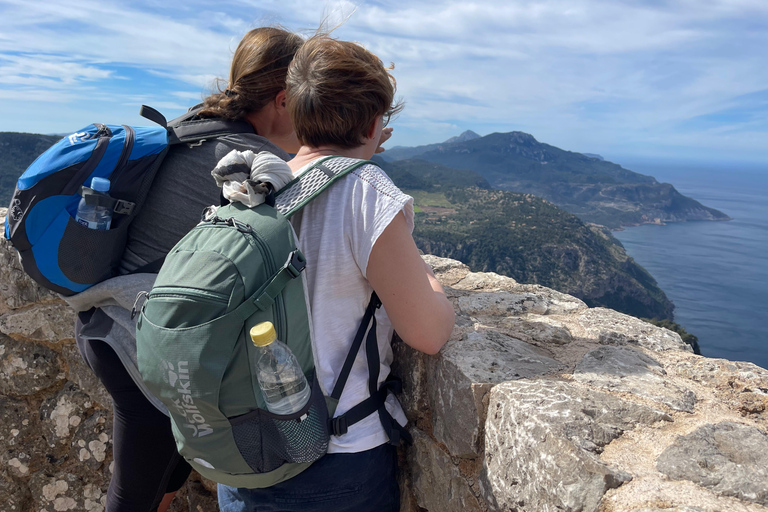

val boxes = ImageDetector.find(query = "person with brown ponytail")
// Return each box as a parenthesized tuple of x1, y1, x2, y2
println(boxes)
(67, 27, 306, 512)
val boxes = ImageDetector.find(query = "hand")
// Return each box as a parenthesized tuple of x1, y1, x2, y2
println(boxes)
(375, 127, 394, 154)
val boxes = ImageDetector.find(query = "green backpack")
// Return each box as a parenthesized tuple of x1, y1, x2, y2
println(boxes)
(135, 156, 410, 489)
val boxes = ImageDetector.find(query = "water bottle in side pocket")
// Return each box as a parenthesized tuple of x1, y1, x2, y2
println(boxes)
(76, 177, 113, 230)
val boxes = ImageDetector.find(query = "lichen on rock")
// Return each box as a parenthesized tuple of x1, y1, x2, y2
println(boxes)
(1, 243, 766, 512)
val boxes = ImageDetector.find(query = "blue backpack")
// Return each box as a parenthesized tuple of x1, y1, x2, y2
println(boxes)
(4, 105, 252, 295)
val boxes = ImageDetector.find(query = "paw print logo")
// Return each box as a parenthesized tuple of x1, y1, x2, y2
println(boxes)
(161, 360, 179, 387)
(68, 131, 95, 145)
(10, 199, 23, 222)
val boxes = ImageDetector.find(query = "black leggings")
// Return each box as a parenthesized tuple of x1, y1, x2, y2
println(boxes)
(81, 338, 191, 512)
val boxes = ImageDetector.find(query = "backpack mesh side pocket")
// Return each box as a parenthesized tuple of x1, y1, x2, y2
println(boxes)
(229, 373, 329, 473)
(59, 215, 130, 284)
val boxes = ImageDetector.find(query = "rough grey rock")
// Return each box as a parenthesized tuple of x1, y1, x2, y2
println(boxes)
(575, 346, 697, 412)
(482, 380, 670, 512)
(498, 315, 574, 345)
(60, 343, 112, 409)
(0, 334, 64, 396)
(69, 410, 111, 470)
(577, 308, 690, 352)
(458, 291, 549, 317)
(631, 508, 710, 512)
(657, 422, 768, 506)
(670, 357, 768, 417)
(673, 357, 768, 390)
(0, 469, 31, 512)
(430, 330, 562, 457)
(0, 302, 75, 342)
(40, 382, 97, 448)
(28, 470, 108, 512)
(0, 228, 60, 311)
(443, 264, 586, 314)
(170, 477, 219, 512)
(408, 429, 484, 512)
(391, 338, 430, 426)
(0, 396, 47, 479)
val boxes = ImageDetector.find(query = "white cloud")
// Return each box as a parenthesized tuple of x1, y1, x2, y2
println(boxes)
(0, 0, 765, 160)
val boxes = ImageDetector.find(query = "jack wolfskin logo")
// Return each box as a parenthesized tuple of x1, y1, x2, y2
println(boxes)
(163, 360, 212, 438)
(10, 199, 22, 221)
(68, 131, 96, 145)
(161, 360, 178, 387)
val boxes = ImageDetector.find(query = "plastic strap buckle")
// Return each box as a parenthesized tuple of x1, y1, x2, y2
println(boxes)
(285, 250, 306, 278)
(331, 416, 349, 436)
(113, 200, 135, 215)
(382, 377, 403, 395)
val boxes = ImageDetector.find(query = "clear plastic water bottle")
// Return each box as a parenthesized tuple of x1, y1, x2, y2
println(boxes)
(250, 322, 310, 415)
(76, 177, 113, 230)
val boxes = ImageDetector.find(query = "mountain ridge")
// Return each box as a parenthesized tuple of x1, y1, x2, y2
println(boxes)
(382, 131, 730, 229)
(444, 130, 480, 144)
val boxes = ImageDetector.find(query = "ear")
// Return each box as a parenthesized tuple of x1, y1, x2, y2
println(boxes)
(275, 89, 287, 110)
(365, 115, 382, 141)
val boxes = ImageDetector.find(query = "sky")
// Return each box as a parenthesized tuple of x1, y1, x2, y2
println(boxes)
(1, 0, 767, 165)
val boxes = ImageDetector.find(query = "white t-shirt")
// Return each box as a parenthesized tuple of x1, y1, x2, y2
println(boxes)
(290, 158, 414, 454)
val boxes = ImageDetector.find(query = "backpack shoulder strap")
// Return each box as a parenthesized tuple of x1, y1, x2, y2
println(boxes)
(139, 104, 254, 145)
(274, 156, 376, 219)
(327, 292, 413, 446)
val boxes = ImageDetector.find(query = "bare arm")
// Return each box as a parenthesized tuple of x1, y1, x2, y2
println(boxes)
(367, 212, 455, 355)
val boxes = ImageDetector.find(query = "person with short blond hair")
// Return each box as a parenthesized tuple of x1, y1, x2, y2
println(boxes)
(217, 34, 455, 512)
(286, 35, 403, 149)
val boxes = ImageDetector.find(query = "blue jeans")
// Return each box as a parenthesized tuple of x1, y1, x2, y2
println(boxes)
(217, 444, 399, 512)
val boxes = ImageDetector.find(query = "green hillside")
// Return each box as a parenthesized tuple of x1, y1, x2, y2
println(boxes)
(383, 131, 730, 228)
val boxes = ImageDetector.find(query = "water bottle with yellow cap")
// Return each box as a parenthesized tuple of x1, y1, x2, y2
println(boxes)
(250, 321, 311, 415)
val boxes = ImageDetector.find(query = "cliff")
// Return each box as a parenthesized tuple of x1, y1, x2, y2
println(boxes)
(1, 209, 766, 512)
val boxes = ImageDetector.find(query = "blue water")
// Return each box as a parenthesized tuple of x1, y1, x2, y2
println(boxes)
(611, 159, 768, 369)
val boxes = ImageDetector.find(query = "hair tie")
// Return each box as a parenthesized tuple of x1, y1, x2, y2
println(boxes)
(224, 89, 234, 97)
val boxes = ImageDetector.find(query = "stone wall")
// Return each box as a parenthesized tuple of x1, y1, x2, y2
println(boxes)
(2, 207, 767, 511)
(396, 256, 768, 512)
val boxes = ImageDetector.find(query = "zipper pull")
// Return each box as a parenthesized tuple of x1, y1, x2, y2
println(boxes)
(131, 291, 149, 320)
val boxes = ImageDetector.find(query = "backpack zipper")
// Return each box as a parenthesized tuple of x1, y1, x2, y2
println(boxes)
(243, 229, 288, 341)
(95, 123, 112, 138)
(148, 287, 230, 304)
(110, 125, 135, 186)
(62, 125, 112, 196)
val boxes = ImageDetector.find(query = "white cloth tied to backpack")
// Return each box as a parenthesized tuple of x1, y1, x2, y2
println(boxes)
(211, 150, 294, 207)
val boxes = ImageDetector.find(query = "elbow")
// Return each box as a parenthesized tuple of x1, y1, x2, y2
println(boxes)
(420, 340, 446, 356)
(402, 303, 455, 356)
(403, 333, 447, 356)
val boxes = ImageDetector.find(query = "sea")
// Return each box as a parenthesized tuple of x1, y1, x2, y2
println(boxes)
(610, 158, 768, 369)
